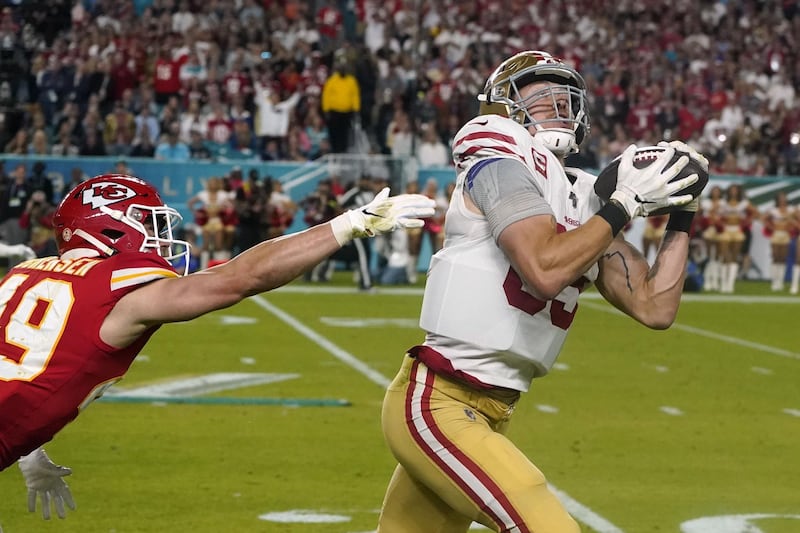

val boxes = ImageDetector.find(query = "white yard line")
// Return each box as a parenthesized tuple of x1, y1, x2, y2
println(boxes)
(275, 285, 800, 304)
(250, 294, 625, 533)
(273, 285, 800, 360)
(251, 295, 390, 388)
(255, 288, 796, 532)
(580, 301, 800, 361)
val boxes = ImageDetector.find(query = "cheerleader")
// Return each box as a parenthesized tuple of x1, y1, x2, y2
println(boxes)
(717, 184, 757, 293)
(761, 191, 795, 291)
(699, 185, 724, 291)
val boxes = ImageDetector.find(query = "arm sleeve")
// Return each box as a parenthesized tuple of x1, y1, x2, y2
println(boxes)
(466, 157, 554, 242)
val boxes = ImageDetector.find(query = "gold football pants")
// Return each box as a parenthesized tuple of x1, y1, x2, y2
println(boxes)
(377, 355, 580, 533)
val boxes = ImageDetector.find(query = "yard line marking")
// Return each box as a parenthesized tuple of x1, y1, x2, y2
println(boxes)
(259, 509, 350, 523)
(106, 372, 299, 397)
(660, 406, 685, 416)
(320, 317, 419, 328)
(276, 285, 423, 295)
(580, 301, 800, 361)
(548, 485, 624, 533)
(99, 395, 350, 407)
(783, 408, 800, 418)
(251, 295, 391, 387)
(220, 315, 258, 325)
(275, 285, 800, 304)
(252, 295, 626, 533)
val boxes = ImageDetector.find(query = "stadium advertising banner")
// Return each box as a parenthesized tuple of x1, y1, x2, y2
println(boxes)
(2, 155, 796, 280)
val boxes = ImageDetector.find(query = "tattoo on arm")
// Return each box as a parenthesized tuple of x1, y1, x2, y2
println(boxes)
(602, 249, 633, 292)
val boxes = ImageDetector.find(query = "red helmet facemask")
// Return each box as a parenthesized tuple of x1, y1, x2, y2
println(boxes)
(53, 174, 191, 274)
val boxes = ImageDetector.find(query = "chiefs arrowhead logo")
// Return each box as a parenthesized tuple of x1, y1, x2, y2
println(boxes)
(82, 181, 136, 209)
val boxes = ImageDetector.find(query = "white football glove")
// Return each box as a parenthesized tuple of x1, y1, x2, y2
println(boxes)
(18, 448, 76, 520)
(0, 243, 36, 260)
(680, 197, 700, 213)
(330, 187, 436, 245)
(610, 144, 699, 218)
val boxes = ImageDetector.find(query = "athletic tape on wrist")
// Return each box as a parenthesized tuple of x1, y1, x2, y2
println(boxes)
(597, 200, 630, 237)
(665, 210, 695, 233)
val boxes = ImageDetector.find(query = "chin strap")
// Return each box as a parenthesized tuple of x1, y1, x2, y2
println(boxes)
(72, 229, 116, 256)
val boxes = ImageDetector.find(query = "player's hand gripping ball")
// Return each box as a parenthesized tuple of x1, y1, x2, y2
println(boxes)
(594, 144, 709, 216)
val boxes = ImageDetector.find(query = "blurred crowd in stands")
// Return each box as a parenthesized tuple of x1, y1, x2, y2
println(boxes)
(0, 0, 798, 289)
(0, 0, 797, 173)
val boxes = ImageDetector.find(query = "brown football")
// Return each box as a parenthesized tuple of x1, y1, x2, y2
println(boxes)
(594, 146, 709, 216)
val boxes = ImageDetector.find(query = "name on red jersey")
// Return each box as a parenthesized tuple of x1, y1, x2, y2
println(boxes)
(16, 257, 102, 277)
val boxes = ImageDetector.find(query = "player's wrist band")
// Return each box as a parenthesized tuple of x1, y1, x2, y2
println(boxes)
(666, 210, 694, 233)
(330, 212, 354, 246)
(597, 200, 629, 237)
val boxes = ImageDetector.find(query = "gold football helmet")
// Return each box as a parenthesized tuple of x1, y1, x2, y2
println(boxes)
(478, 50, 589, 156)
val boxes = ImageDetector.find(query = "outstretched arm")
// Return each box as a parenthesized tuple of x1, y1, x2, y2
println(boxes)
(101, 189, 435, 347)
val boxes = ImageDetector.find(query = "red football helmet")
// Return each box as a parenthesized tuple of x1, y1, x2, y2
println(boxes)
(53, 174, 190, 273)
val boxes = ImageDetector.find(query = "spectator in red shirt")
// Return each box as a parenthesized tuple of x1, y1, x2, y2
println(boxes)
(108, 51, 138, 103)
(708, 79, 729, 112)
(153, 44, 185, 106)
(625, 91, 656, 142)
(206, 102, 234, 148)
(316, 0, 343, 54)
(677, 98, 707, 143)
(221, 56, 253, 104)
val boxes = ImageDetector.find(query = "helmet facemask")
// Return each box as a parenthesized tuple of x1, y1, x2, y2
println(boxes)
(57, 175, 192, 275)
(510, 80, 587, 157)
(479, 51, 590, 157)
(104, 203, 190, 274)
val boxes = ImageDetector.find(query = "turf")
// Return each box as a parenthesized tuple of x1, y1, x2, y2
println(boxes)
(1, 274, 798, 533)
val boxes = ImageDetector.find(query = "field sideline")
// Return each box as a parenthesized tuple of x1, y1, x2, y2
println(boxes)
(0, 277, 798, 532)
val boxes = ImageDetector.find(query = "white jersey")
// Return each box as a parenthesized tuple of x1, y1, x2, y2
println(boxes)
(418, 115, 601, 392)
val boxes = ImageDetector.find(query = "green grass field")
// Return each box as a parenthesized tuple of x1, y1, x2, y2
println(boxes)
(1, 274, 798, 533)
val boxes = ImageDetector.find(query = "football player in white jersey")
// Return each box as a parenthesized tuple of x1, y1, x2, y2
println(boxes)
(377, 51, 708, 532)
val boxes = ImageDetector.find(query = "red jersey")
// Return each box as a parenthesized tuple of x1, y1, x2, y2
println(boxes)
(153, 57, 183, 95)
(221, 71, 252, 102)
(206, 116, 234, 144)
(316, 6, 342, 38)
(0, 252, 178, 470)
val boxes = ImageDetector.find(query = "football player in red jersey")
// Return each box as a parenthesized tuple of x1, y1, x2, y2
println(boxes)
(0, 175, 434, 521)
(377, 51, 708, 532)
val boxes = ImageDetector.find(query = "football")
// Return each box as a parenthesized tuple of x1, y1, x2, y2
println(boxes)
(593, 146, 709, 216)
